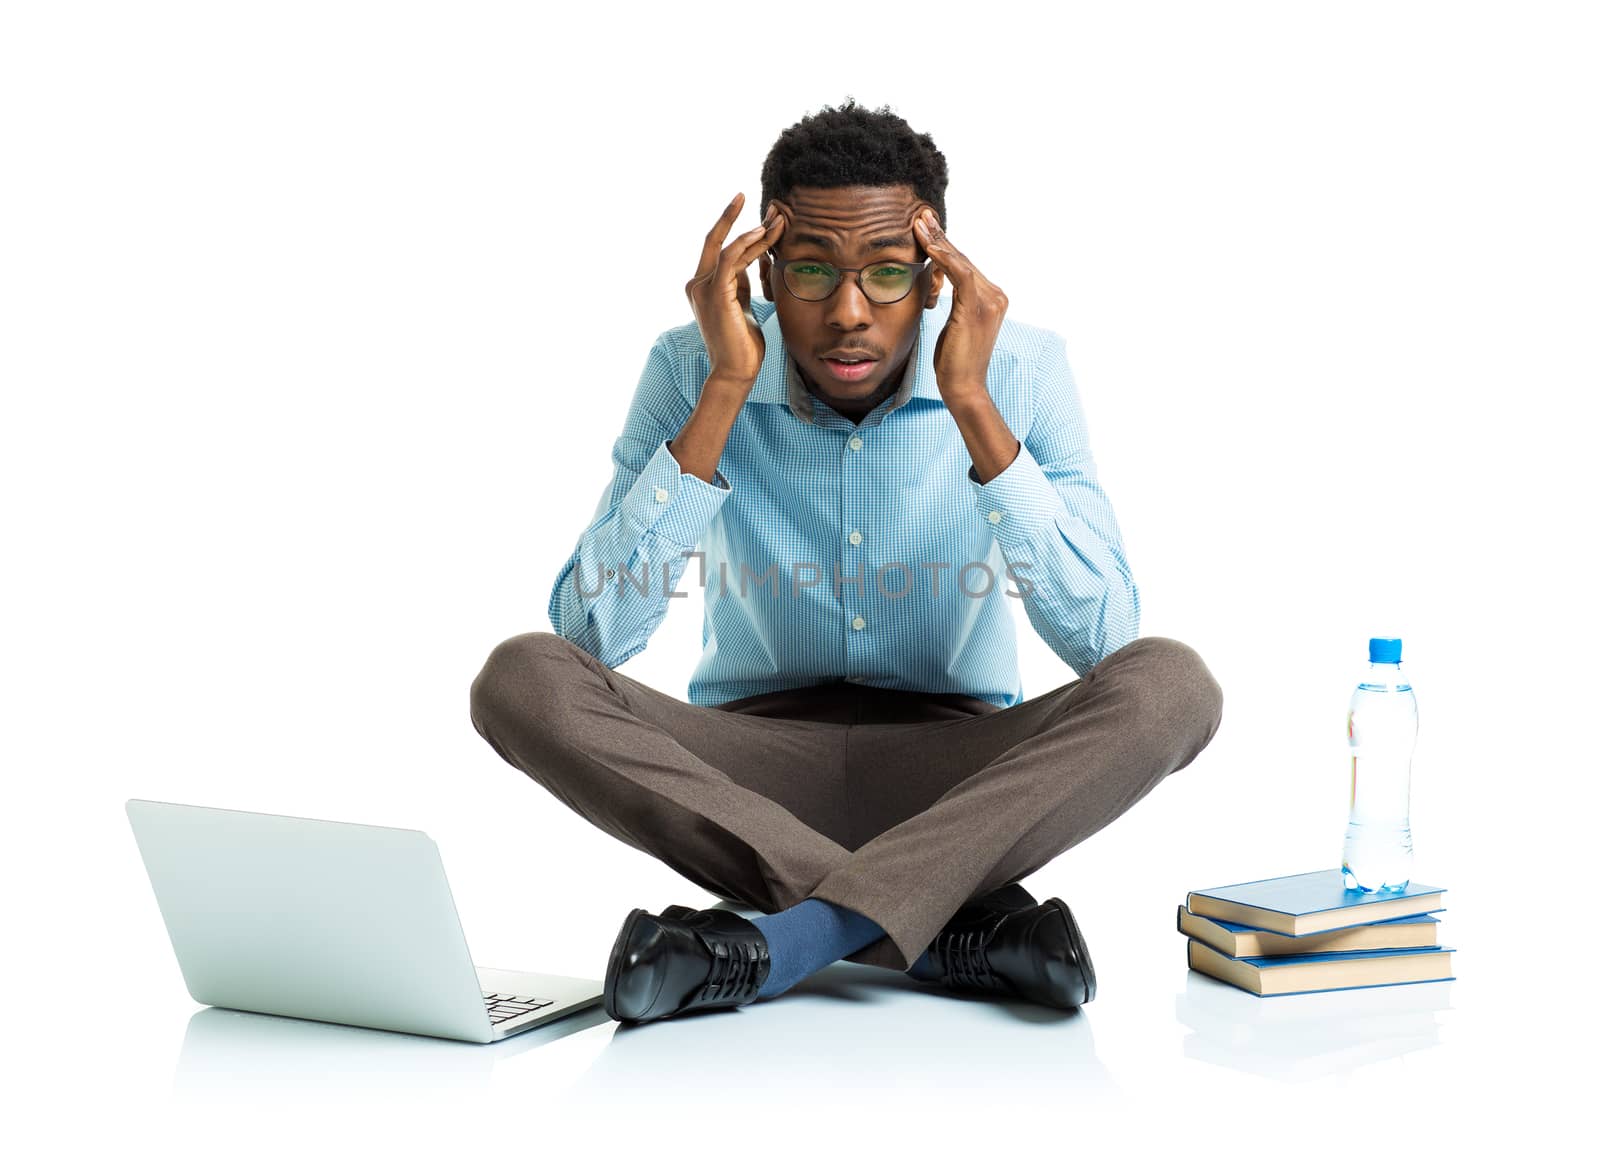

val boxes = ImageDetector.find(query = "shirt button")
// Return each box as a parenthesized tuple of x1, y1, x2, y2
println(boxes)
(848, 436, 864, 451)
(988, 509, 1004, 524)
(654, 487, 670, 503)
(851, 616, 866, 631)
(848, 529, 863, 546)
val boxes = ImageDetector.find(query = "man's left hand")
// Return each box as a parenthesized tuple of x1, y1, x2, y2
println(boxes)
(915, 207, 1007, 401)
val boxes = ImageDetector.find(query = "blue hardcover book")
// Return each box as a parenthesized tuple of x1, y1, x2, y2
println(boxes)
(1187, 937, 1457, 997)
(1176, 906, 1442, 958)
(1186, 869, 1446, 936)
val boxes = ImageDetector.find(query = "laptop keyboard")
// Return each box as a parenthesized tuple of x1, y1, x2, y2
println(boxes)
(484, 992, 556, 1026)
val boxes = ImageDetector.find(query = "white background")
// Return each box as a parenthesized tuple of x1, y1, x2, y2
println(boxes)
(3, 0, 1594, 1145)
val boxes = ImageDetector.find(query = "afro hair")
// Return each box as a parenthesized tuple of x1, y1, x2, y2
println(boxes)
(760, 97, 950, 229)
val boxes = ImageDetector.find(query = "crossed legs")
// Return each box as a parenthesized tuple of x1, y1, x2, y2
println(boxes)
(468, 631, 1223, 972)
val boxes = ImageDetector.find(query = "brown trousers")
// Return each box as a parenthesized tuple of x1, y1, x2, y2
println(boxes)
(468, 632, 1223, 972)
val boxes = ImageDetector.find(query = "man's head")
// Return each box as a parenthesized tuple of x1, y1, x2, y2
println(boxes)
(757, 98, 950, 420)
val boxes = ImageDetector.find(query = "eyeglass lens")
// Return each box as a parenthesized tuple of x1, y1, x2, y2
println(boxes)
(783, 261, 919, 304)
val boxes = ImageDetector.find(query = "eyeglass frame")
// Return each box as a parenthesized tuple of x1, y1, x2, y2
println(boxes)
(765, 249, 931, 305)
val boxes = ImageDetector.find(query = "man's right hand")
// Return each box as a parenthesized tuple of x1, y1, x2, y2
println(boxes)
(684, 192, 786, 388)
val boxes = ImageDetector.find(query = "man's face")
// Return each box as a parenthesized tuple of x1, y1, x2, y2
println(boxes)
(759, 184, 945, 418)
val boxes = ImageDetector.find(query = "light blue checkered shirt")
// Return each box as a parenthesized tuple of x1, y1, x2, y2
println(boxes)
(548, 291, 1140, 708)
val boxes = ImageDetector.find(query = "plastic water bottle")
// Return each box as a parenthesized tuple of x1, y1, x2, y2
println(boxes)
(1341, 636, 1417, 893)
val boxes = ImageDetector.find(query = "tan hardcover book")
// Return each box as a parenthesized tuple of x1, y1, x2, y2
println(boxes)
(1176, 905, 1441, 958)
(1187, 938, 1455, 997)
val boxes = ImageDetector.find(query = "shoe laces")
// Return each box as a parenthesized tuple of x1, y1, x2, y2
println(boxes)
(935, 920, 1006, 991)
(689, 931, 769, 1006)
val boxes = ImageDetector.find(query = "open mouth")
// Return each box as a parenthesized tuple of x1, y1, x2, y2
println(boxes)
(821, 355, 877, 382)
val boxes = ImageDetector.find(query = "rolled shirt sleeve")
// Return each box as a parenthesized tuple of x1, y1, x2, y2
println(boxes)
(548, 337, 732, 666)
(968, 334, 1141, 675)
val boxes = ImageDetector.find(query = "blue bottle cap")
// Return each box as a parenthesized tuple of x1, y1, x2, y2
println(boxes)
(1368, 637, 1402, 664)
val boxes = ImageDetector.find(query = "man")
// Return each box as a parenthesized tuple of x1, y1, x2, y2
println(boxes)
(469, 99, 1223, 1025)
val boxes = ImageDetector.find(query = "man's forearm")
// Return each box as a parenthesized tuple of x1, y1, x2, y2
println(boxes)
(945, 387, 1021, 484)
(668, 374, 749, 483)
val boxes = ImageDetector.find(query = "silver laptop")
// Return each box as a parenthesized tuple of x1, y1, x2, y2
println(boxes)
(126, 798, 603, 1043)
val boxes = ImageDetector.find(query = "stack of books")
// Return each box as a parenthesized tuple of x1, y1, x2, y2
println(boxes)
(1178, 869, 1455, 996)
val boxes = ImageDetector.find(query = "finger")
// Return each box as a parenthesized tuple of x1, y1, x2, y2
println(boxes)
(719, 211, 784, 283)
(914, 209, 969, 270)
(914, 209, 978, 287)
(695, 192, 747, 280)
(687, 213, 779, 304)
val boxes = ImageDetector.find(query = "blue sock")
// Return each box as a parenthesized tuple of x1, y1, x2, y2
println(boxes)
(907, 949, 938, 981)
(748, 898, 889, 999)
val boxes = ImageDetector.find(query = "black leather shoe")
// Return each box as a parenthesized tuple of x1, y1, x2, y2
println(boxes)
(903, 881, 1037, 970)
(923, 894, 1096, 1009)
(603, 906, 772, 1024)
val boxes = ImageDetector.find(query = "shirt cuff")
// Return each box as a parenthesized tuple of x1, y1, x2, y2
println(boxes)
(620, 439, 732, 547)
(968, 442, 1068, 543)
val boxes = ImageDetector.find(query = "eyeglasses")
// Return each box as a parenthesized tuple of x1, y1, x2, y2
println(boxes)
(767, 250, 929, 305)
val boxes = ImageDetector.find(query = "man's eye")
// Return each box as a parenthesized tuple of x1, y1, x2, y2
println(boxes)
(793, 264, 831, 276)
(868, 266, 910, 280)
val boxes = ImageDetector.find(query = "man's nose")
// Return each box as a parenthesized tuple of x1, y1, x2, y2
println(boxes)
(823, 273, 874, 328)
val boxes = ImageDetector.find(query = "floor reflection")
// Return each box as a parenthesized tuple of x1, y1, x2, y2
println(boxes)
(562, 959, 1120, 1109)
(1176, 973, 1452, 1082)
(173, 1001, 610, 1104)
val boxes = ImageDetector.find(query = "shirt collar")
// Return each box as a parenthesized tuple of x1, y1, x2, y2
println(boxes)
(746, 292, 950, 423)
